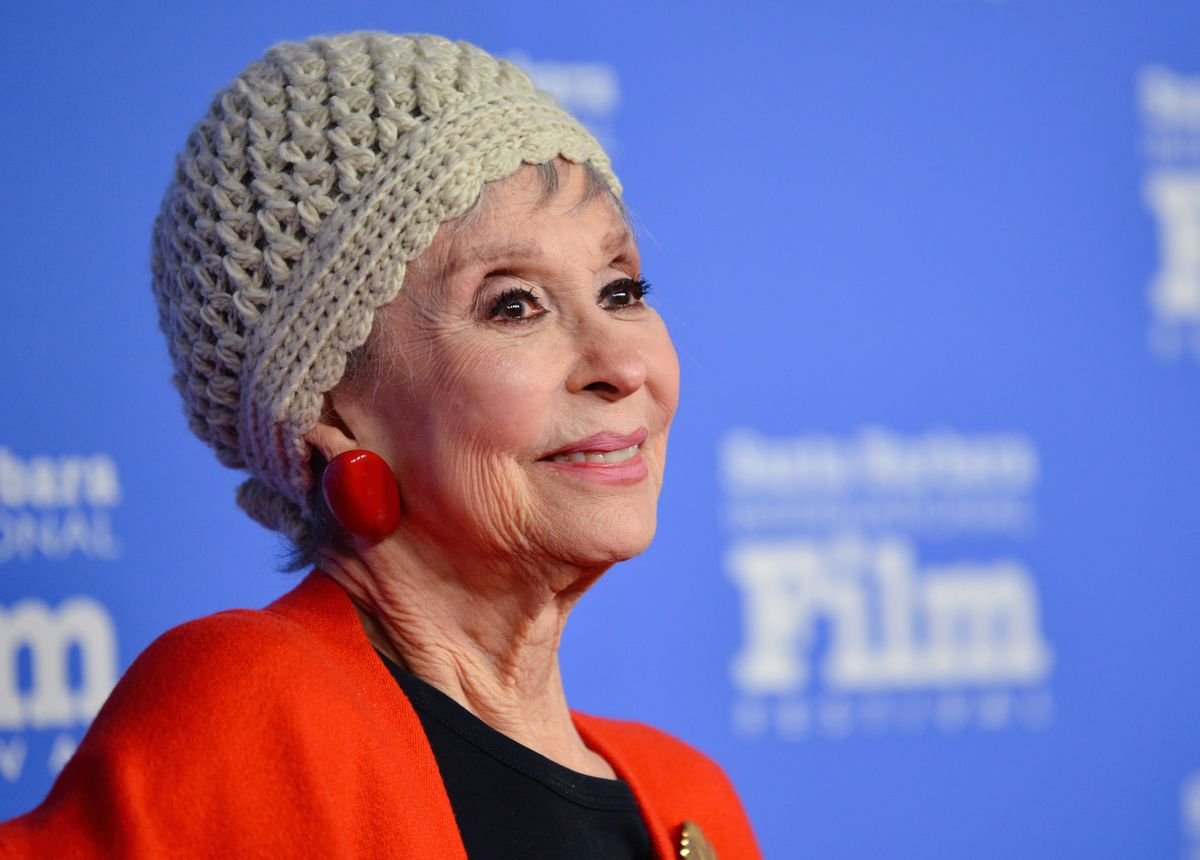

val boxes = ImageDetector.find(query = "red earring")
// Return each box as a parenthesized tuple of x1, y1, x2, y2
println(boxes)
(321, 450, 401, 540)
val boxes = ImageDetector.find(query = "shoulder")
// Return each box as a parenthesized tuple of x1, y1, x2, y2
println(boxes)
(73, 605, 311, 748)
(0, 585, 441, 857)
(105, 572, 361, 730)
(0, 607, 312, 854)
(573, 713, 761, 859)
(118, 605, 315, 705)
(574, 712, 729, 783)
(60, 604, 326, 790)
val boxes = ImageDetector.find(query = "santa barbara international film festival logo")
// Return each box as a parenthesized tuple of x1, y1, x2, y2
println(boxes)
(0, 596, 118, 784)
(0, 446, 122, 785)
(0, 446, 121, 563)
(1184, 770, 1200, 860)
(721, 427, 1054, 740)
(1139, 66, 1200, 362)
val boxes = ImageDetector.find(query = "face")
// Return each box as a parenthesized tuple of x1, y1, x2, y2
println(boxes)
(333, 163, 680, 573)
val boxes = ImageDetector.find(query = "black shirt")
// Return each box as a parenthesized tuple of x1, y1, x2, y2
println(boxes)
(378, 653, 653, 860)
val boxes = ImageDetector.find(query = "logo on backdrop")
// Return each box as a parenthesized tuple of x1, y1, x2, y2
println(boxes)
(0, 447, 121, 563)
(0, 596, 117, 783)
(506, 52, 620, 154)
(1184, 771, 1200, 860)
(1138, 65, 1200, 362)
(722, 427, 1054, 739)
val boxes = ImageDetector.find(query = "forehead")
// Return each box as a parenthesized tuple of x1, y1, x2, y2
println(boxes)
(410, 163, 635, 285)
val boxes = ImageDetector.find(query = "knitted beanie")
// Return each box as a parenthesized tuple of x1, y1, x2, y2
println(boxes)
(151, 32, 620, 544)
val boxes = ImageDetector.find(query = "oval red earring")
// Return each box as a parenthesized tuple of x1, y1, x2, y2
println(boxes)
(320, 450, 401, 540)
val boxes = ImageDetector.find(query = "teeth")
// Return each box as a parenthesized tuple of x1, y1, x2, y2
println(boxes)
(550, 445, 639, 464)
(601, 445, 639, 464)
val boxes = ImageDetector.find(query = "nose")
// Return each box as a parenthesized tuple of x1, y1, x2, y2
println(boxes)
(565, 315, 648, 402)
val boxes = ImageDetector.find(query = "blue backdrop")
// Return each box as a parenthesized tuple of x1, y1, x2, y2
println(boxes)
(2, 2, 1199, 857)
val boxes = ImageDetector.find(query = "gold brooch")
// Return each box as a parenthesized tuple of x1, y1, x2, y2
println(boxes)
(678, 819, 718, 859)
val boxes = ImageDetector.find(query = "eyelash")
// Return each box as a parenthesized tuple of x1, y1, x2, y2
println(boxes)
(600, 276, 652, 310)
(485, 276, 653, 323)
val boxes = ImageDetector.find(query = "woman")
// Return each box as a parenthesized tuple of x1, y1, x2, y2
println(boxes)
(0, 32, 759, 858)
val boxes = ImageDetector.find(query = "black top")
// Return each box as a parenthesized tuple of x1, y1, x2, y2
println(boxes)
(378, 652, 653, 860)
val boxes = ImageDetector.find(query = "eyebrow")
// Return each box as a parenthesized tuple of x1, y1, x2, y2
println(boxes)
(444, 240, 543, 281)
(442, 227, 636, 282)
(599, 226, 635, 257)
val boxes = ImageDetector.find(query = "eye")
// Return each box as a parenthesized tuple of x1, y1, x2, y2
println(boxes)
(599, 276, 652, 310)
(487, 288, 545, 322)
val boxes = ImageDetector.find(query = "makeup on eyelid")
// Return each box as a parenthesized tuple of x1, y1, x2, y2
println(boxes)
(485, 277, 653, 323)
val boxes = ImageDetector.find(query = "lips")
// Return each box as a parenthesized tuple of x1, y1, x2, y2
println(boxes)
(537, 427, 650, 485)
(548, 445, 640, 465)
(540, 428, 649, 463)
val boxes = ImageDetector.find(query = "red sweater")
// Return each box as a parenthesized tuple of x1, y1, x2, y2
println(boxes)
(1, 572, 760, 858)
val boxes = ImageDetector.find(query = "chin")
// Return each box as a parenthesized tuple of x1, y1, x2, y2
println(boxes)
(561, 506, 659, 568)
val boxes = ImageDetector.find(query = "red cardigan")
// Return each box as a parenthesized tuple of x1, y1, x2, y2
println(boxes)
(0, 572, 760, 859)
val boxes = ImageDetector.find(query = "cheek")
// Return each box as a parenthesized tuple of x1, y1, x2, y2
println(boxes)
(647, 320, 681, 418)
(420, 336, 565, 464)
(404, 339, 565, 542)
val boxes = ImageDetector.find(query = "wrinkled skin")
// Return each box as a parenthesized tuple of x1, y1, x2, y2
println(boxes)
(329, 163, 678, 586)
(309, 161, 679, 775)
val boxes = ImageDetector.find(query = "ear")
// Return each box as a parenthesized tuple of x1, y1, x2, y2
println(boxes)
(304, 402, 359, 463)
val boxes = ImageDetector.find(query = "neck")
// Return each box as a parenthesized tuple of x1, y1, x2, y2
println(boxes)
(318, 539, 616, 779)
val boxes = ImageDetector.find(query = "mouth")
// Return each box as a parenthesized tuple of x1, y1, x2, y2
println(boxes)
(539, 427, 649, 464)
(547, 445, 640, 465)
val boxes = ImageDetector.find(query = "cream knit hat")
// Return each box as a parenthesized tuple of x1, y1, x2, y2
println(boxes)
(151, 32, 619, 543)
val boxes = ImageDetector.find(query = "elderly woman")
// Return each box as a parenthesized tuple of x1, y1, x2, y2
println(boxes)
(1, 32, 758, 858)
